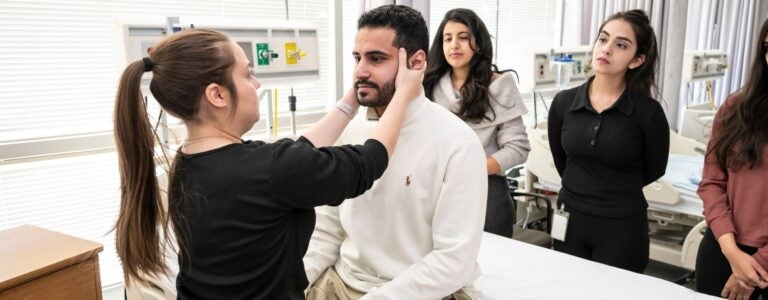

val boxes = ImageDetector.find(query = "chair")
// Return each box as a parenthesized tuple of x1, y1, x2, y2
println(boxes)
(506, 176, 554, 248)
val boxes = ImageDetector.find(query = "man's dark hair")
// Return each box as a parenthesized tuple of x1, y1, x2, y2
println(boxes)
(357, 5, 429, 57)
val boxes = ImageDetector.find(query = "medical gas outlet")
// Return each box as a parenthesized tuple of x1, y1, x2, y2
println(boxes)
(284, 42, 306, 65)
(257, 43, 278, 66)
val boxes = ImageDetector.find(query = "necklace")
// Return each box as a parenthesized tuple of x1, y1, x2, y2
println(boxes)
(183, 135, 238, 146)
(185, 135, 217, 143)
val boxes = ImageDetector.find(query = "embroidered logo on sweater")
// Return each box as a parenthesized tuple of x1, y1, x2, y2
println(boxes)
(406, 176, 411, 187)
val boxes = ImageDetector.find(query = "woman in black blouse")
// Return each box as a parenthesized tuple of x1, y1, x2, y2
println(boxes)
(547, 10, 669, 273)
(112, 29, 424, 299)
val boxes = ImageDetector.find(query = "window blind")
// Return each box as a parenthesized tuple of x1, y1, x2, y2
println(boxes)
(0, 0, 330, 143)
(0, 152, 123, 288)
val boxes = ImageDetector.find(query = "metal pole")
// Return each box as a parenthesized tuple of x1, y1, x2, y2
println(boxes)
(259, 89, 274, 137)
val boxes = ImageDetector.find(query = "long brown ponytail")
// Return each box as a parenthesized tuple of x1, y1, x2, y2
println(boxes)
(113, 58, 167, 285)
(113, 29, 236, 285)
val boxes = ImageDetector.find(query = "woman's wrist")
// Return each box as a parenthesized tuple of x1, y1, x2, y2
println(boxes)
(392, 85, 420, 103)
(718, 234, 741, 259)
(335, 101, 358, 119)
(340, 90, 360, 108)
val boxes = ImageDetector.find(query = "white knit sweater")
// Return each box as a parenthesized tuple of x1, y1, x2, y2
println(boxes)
(304, 94, 488, 300)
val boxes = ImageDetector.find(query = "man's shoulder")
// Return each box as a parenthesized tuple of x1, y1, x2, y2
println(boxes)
(421, 100, 480, 141)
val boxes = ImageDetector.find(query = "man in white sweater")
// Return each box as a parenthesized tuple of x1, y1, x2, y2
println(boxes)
(303, 5, 488, 300)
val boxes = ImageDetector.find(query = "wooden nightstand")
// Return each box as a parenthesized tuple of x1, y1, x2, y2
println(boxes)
(0, 225, 104, 299)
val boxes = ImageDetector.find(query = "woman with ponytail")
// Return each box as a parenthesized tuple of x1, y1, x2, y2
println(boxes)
(113, 29, 424, 299)
(696, 18, 768, 300)
(547, 10, 669, 272)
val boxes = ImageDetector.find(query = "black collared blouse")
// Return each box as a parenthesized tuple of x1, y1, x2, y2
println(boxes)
(547, 80, 670, 218)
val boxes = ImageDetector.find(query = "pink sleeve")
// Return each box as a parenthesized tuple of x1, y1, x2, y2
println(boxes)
(697, 101, 736, 239)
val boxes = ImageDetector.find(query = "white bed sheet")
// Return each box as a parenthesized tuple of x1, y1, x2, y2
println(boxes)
(476, 233, 719, 300)
(647, 154, 705, 217)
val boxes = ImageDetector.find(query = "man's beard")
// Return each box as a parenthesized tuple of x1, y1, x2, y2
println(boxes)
(355, 78, 395, 107)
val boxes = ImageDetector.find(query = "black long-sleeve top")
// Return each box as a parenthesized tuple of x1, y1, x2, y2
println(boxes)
(172, 136, 388, 300)
(547, 80, 669, 218)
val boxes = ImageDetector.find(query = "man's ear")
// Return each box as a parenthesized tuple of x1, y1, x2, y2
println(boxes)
(408, 49, 427, 70)
(203, 83, 228, 109)
(629, 54, 646, 70)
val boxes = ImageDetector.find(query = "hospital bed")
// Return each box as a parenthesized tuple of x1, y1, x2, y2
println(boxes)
(476, 232, 718, 299)
(523, 122, 708, 271)
(125, 232, 718, 299)
(680, 102, 716, 145)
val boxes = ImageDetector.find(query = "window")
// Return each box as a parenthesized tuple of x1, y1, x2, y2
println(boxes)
(0, 152, 123, 288)
(341, 1, 362, 92)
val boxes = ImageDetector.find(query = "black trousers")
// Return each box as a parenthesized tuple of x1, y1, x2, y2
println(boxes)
(696, 228, 768, 299)
(553, 206, 649, 273)
(483, 175, 516, 238)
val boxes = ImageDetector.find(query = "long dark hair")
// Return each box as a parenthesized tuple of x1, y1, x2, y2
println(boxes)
(113, 29, 237, 285)
(597, 9, 659, 99)
(424, 8, 497, 123)
(709, 18, 768, 172)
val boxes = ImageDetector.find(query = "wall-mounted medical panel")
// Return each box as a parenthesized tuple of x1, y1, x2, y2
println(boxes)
(530, 46, 592, 90)
(119, 18, 320, 87)
(681, 50, 727, 83)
